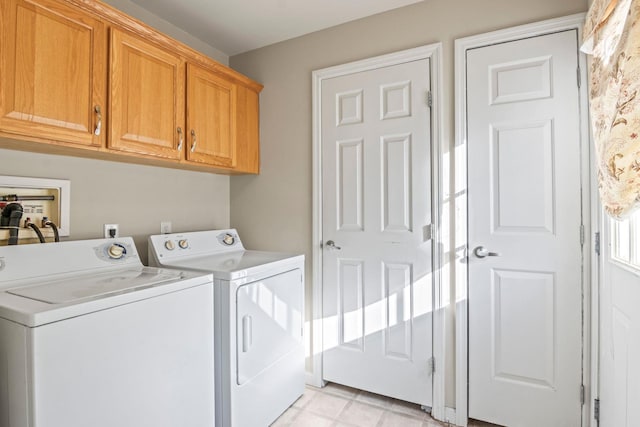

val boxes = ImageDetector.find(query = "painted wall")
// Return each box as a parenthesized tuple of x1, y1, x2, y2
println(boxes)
(229, 0, 588, 407)
(0, 1, 232, 259)
(100, 0, 228, 64)
(0, 147, 229, 263)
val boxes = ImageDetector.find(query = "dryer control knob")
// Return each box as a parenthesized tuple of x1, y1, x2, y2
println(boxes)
(222, 234, 235, 245)
(108, 244, 125, 259)
(178, 239, 189, 249)
(165, 240, 175, 250)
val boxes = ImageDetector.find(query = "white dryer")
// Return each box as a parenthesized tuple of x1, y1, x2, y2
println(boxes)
(148, 229, 305, 427)
(0, 237, 215, 427)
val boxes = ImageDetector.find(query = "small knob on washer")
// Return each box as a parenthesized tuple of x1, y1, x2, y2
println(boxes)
(178, 239, 189, 249)
(108, 244, 125, 259)
(165, 240, 175, 250)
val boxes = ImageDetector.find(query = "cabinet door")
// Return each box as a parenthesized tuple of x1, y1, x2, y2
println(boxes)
(186, 64, 236, 167)
(0, 0, 106, 147)
(234, 85, 260, 174)
(109, 29, 185, 160)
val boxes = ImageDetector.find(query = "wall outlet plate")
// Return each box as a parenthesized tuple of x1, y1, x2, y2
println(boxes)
(104, 224, 119, 238)
(161, 221, 172, 234)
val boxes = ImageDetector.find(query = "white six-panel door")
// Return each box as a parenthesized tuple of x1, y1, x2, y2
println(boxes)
(321, 58, 433, 406)
(467, 30, 584, 426)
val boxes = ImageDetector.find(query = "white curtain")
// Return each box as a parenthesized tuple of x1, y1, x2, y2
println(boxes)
(581, 0, 640, 218)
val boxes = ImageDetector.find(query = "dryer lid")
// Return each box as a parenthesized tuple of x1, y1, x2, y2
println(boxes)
(7, 268, 183, 304)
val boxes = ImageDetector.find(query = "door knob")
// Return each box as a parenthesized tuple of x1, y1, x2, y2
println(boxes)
(325, 240, 341, 250)
(474, 246, 500, 258)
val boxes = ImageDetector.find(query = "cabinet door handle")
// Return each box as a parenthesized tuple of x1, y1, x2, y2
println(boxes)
(177, 127, 184, 151)
(94, 106, 102, 136)
(190, 129, 197, 153)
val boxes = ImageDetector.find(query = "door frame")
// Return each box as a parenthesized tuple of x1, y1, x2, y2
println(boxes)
(453, 13, 594, 426)
(311, 43, 445, 417)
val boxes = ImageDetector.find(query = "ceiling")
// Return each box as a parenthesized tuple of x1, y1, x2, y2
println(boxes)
(129, 0, 424, 56)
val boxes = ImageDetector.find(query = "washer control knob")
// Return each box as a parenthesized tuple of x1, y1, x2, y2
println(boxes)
(222, 234, 235, 245)
(178, 239, 189, 249)
(165, 240, 175, 250)
(108, 244, 125, 259)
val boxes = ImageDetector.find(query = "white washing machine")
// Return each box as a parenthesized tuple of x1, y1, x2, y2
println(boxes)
(0, 237, 215, 427)
(148, 229, 305, 427)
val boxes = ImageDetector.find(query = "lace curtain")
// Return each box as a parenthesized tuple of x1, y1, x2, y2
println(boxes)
(581, 0, 640, 218)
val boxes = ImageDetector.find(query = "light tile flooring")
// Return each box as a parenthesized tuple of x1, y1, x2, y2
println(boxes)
(271, 383, 499, 427)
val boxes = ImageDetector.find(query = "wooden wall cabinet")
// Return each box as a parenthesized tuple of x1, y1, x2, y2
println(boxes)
(0, 0, 262, 174)
(187, 63, 236, 168)
(0, 0, 106, 148)
(108, 28, 185, 160)
(234, 85, 260, 174)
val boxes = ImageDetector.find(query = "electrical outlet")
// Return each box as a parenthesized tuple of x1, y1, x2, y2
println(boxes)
(160, 221, 172, 234)
(104, 224, 119, 238)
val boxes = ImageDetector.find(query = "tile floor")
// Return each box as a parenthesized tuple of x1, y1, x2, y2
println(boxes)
(271, 383, 500, 427)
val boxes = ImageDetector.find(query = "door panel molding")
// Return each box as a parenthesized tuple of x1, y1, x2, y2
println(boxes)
(454, 13, 592, 427)
(312, 42, 444, 418)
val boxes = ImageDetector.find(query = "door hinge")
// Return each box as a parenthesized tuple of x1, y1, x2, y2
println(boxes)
(594, 398, 600, 422)
(423, 224, 435, 241)
(427, 91, 432, 108)
(595, 231, 601, 256)
(580, 384, 585, 405)
(580, 224, 585, 246)
(577, 66, 582, 88)
(428, 357, 435, 374)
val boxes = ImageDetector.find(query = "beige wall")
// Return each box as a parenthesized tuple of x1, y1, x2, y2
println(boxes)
(0, 147, 229, 264)
(101, 0, 228, 64)
(229, 0, 588, 405)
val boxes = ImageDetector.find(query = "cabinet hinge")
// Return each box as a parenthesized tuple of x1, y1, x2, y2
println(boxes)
(580, 384, 585, 405)
(577, 66, 582, 88)
(594, 398, 600, 422)
(595, 231, 601, 256)
(427, 91, 432, 108)
(580, 224, 585, 246)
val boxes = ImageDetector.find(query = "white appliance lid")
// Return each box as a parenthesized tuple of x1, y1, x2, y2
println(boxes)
(7, 268, 183, 304)
(161, 250, 304, 280)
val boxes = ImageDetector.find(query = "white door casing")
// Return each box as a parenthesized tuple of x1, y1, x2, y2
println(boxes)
(321, 58, 433, 406)
(462, 26, 590, 427)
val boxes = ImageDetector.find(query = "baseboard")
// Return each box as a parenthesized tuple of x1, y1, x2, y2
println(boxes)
(445, 407, 459, 425)
(305, 371, 324, 388)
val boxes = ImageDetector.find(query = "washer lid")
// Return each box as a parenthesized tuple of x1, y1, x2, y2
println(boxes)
(7, 268, 183, 304)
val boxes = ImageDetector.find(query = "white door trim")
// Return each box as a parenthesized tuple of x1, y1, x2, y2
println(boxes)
(311, 43, 445, 418)
(453, 13, 593, 427)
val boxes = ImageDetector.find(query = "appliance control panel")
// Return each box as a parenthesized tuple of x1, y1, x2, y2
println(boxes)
(0, 237, 142, 286)
(149, 229, 244, 261)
